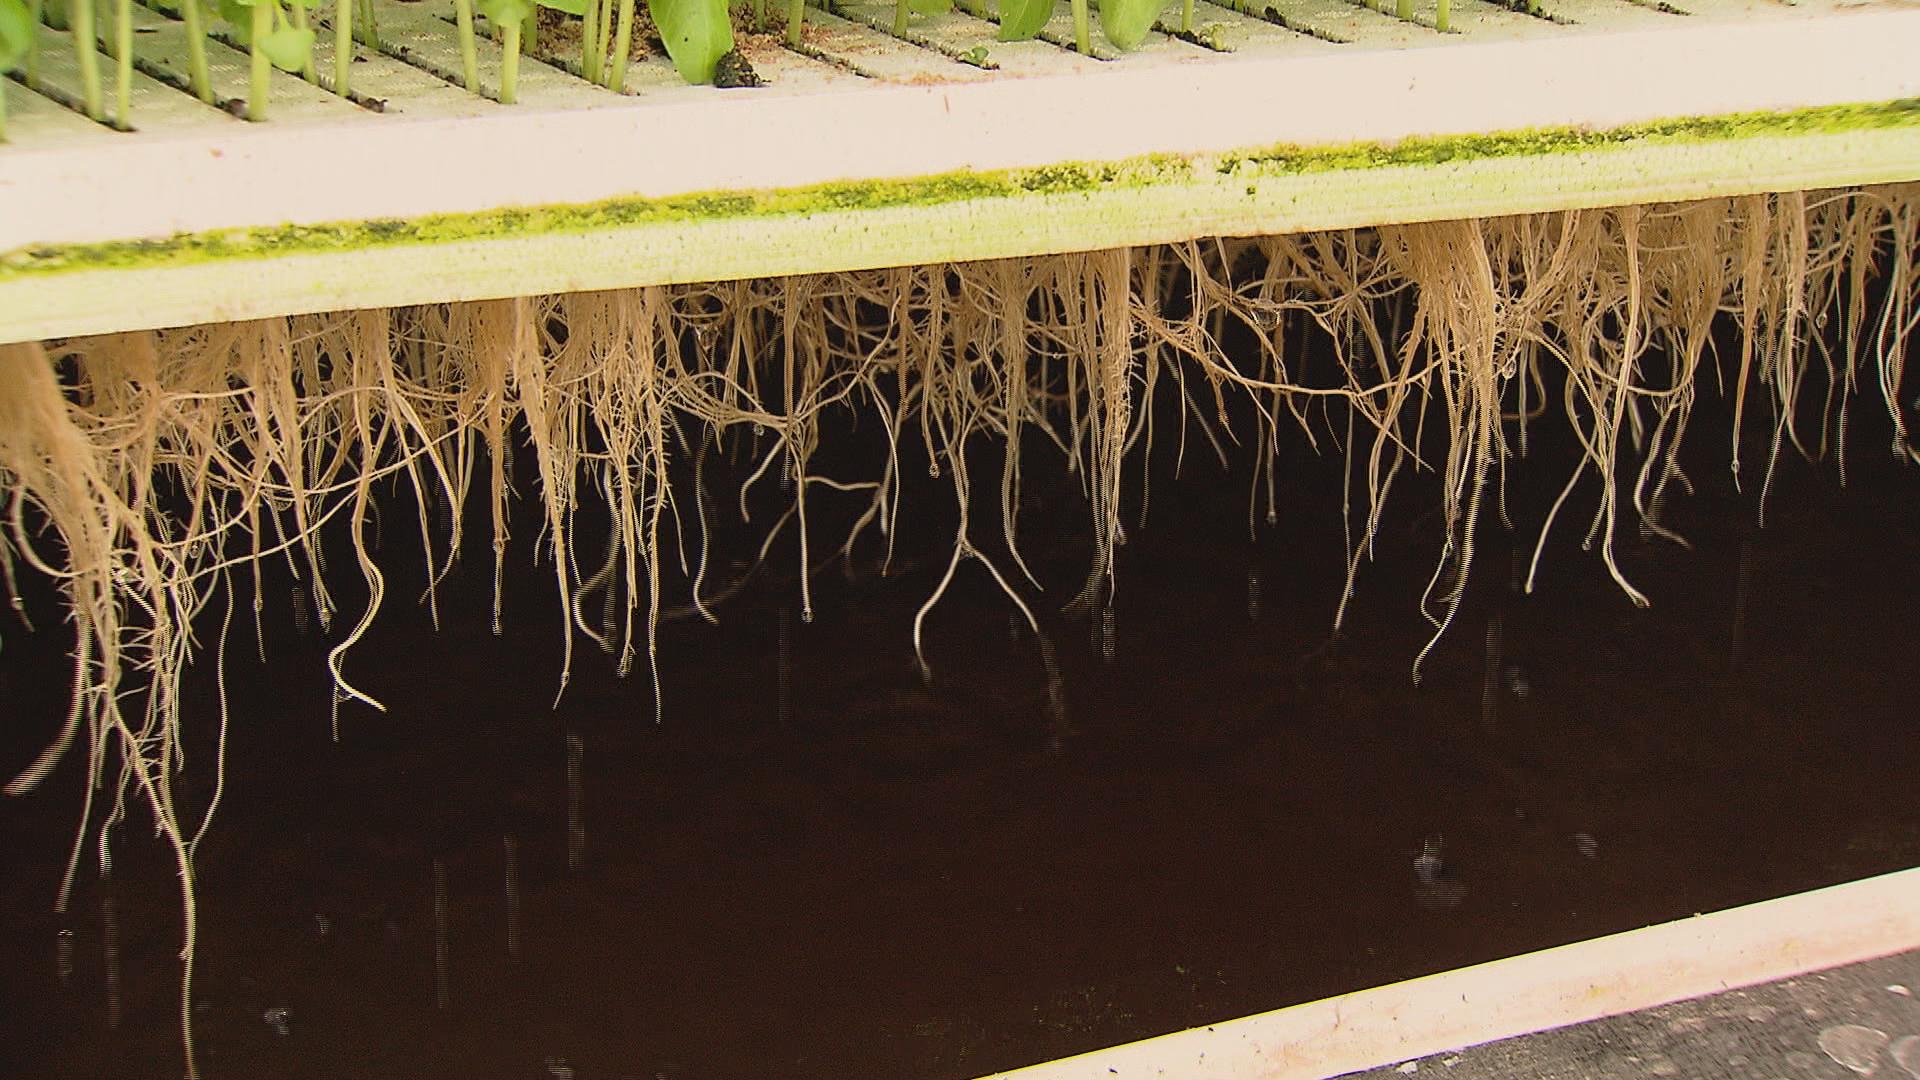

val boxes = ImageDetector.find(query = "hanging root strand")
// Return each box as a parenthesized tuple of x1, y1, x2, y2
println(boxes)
(2, 183, 1917, 1077)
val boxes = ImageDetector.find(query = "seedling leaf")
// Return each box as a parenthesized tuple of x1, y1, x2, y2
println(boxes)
(1097, 0, 1160, 49)
(647, 0, 731, 84)
(908, 0, 950, 12)
(538, 0, 586, 15)
(997, 0, 1049, 40)
(475, 0, 533, 23)
(259, 25, 314, 70)
(0, 0, 31, 71)
(217, 0, 253, 34)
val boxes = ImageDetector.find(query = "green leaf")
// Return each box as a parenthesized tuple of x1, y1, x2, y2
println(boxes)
(475, 0, 533, 23)
(646, 0, 731, 84)
(1097, 0, 1160, 49)
(216, 0, 254, 36)
(259, 24, 314, 70)
(537, 0, 586, 14)
(0, 0, 32, 73)
(997, 0, 1048, 40)
(907, 0, 949, 12)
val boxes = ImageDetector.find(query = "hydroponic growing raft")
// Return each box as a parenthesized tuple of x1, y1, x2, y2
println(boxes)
(2, 0, 1920, 342)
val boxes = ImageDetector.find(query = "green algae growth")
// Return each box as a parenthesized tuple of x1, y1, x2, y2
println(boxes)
(3, 97, 1917, 281)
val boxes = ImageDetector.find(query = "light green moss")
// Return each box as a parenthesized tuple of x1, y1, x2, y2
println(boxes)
(3, 97, 1916, 280)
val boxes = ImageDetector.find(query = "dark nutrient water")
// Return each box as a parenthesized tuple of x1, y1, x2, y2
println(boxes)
(4, 368, 1919, 1080)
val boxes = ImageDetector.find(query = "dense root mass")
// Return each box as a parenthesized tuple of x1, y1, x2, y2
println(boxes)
(2, 186, 1918, 1076)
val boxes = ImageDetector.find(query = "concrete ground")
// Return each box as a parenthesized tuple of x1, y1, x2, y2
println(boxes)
(1347, 948, 1920, 1080)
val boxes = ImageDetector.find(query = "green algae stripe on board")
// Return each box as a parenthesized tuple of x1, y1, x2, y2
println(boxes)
(4, 97, 1919, 280)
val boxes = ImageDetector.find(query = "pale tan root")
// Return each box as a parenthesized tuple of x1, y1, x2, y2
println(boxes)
(2, 184, 1918, 1078)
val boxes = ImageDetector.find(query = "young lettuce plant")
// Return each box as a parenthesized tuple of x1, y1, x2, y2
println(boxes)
(218, 0, 317, 119)
(451, 0, 587, 100)
(473, 0, 530, 102)
(65, 0, 102, 120)
(539, 0, 638, 90)
(649, 0, 730, 84)
(999, 0, 1162, 53)
(332, 0, 352, 94)
(451, 0, 479, 90)
(45, 0, 133, 127)
(0, 0, 28, 140)
(101, 0, 133, 127)
(179, 0, 214, 103)
(20, 0, 39, 85)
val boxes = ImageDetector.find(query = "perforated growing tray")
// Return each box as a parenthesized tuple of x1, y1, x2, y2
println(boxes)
(2, 0, 1918, 342)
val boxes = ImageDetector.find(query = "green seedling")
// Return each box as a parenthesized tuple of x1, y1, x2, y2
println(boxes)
(593, 0, 613, 85)
(100, 0, 209, 100)
(1097, 0, 1157, 48)
(22, 0, 39, 84)
(576, 0, 600, 83)
(475, 0, 530, 101)
(452, 0, 478, 89)
(532, 0, 634, 91)
(648, 0, 730, 83)
(220, 0, 318, 119)
(998, 0, 1049, 39)
(332, 0, 349, 95)
(69, 0, 102, 120)
(114, 0, 131, 125)
(289, 0, 314, 80)
(0, 0, 29, 140)
(606, 0, 636, 88)
(180, 0, 212, 103)
(998, 0, 1167, 52)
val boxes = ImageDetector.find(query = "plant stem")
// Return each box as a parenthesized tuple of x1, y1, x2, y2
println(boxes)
(452, 0, 478, 90)
(113, 0, 129, 127)
(499, 17, 519, 103)
(1069, 0, 1088, 54)
(332, 0, 350, 95)
(70, 0, 102, 120)
(1181, 0, 1192, 32)
(25, 0, 41, 87)
(594, 0, 612, 78)
(248, 0, 269, 120)
(752, 0, 763, 31)
(892, 0, 905, 35)
(521, 5, 535, 52)
(581, 0, 601, 84)
(290, 0, 314, 82)
(1394, 0, 1409, 17)
(354, 0, 376, 47)
(607, 0, 634, 89)
(784, 0, 800, 46)
(1435, 0, 1448, 30)
(179, 0, 211, 101)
